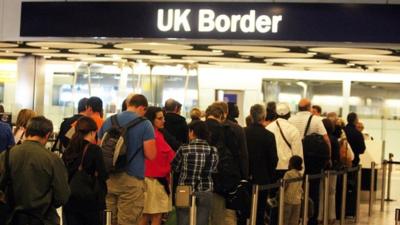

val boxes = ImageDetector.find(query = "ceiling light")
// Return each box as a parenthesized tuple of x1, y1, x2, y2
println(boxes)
(307, 52, 317, 56)
(347, 63, 355, 66)
(212, 49, 222, 53)
(123, 48, 132, 51)
(111, 55, 121, 60)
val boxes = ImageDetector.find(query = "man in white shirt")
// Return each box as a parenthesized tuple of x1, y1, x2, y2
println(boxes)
(289, 99, 331, 151)
(267, 102, 303, 180)
(288, 98, 330, 225)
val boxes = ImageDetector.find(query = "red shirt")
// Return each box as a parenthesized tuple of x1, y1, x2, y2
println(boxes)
(145, 129, 175, 178)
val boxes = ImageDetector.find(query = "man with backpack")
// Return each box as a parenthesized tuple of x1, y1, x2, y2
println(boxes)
(288, 98, 331, 225)
(56, 97, 88, 150)
(212, 101, 249, 225)
(98, 94, 156, 225)
(205, 103, 242, 225)
(0, 116, 70, 225)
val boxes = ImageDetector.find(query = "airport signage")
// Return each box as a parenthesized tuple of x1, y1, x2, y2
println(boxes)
(20, 2, 400, 43)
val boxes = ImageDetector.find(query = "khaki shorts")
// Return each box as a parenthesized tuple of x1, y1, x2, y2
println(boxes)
(106, 172, 145, 225)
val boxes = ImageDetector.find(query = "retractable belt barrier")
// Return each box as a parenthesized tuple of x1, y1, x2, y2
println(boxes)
(249, 165, 362, 225)
(381, 155, 400, 212)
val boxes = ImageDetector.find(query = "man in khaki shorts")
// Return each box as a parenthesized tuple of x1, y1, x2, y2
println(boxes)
(99, 94, 156, 225)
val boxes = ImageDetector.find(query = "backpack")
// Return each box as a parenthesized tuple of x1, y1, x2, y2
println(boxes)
(100, 115, 145, 173)
(302, 115, 330, 173)
(212, 124, 241, 196)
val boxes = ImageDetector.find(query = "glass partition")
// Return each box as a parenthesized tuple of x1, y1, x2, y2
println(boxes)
(45, 62, 199, 129)
(262, 79, 343, 116)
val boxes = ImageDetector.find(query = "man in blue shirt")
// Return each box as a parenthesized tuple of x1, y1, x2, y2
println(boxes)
(0, 120, 14, 152)
(99, 94, 156, 225)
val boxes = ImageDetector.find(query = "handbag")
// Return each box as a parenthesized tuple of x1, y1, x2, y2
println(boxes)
(69, 144, 101, 202)
(175, 185, 192, 208)
(339, 138, 354, 167)
(225, 180, 251, 218)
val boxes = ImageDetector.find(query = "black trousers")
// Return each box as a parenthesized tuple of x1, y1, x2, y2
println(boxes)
(64, 210, 103, 225)
(256, 190, 268, 225)
(308, 179, 320, 225)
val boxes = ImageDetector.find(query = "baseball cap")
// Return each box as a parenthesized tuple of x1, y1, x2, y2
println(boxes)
(276, 103, 290, 116)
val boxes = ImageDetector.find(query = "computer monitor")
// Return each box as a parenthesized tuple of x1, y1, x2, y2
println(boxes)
(0, 113, 12, 127)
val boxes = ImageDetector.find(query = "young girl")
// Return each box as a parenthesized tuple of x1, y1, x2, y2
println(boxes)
(283, 155, 303, 225)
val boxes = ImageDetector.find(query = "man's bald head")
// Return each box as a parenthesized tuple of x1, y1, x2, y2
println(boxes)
(298, 98, 311, 112)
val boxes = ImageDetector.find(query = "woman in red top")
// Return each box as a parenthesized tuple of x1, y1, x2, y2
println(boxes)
(140, 106, 175, 225)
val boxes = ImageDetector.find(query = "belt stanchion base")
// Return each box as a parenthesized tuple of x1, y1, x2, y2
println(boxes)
(303, 175, 310, 225)
(189, 194, 197, 225)
(249, 185, 259, 225)
(369, 162, 376, 217)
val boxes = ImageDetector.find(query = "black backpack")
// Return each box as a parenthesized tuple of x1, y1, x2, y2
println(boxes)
(213, 124, 241, 196)
(302, 115, 330, 174)
(100, 115, 145, 173)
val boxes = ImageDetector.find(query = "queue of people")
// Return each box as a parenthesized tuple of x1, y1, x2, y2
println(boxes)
(0, 96, 367, 225)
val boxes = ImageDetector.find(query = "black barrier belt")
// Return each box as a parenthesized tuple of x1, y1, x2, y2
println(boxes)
(308, 173, 325, 180)
(257, 166, 359, 191)
(285, 177, 304, 184)
(384, 160, 400, 165)
(328, 170, 346, 175)
(259, 182, 281, 191)
(347, 166, 361, 173)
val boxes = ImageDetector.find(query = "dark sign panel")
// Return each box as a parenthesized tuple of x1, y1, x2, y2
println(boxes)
(20, 2, 400, 43)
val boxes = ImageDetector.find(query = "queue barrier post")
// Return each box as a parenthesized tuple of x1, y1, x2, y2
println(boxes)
(381, 160, 387, 212)
(340, 170, 347, 225)
(323, 171, 330, 225)
(104, 210, 112, 225)
(303, 175, 310, 225)
(250, 185, 259, 225)
(369, 162, 376, 216)
(355, 165, 362, 223)
(278, 179, 285, 225)
(189, 194, 197, 225)
(386, 153, 395, 201)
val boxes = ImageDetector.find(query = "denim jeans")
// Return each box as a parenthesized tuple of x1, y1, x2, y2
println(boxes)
(176, 191, 213, 225)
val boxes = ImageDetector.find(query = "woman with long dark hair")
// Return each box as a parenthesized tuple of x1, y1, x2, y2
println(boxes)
(139, 106, 175, 225)
(62, 116, 108, 225)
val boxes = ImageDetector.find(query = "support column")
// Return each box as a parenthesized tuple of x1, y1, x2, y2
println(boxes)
(342, 79, 351, 118)
(16, 56, 46, 114)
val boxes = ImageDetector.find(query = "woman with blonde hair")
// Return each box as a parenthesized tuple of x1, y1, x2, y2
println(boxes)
(14, 108, 36, 144)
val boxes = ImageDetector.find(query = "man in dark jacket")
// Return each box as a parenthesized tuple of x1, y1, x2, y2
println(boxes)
(164, 99, 189, 146)
(206, 103, 241, 225)
(0, 116, 70, 225)
(344, 112, 366, 167)
(57, 97, 88, 150)
(245, 104, 278, 225)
